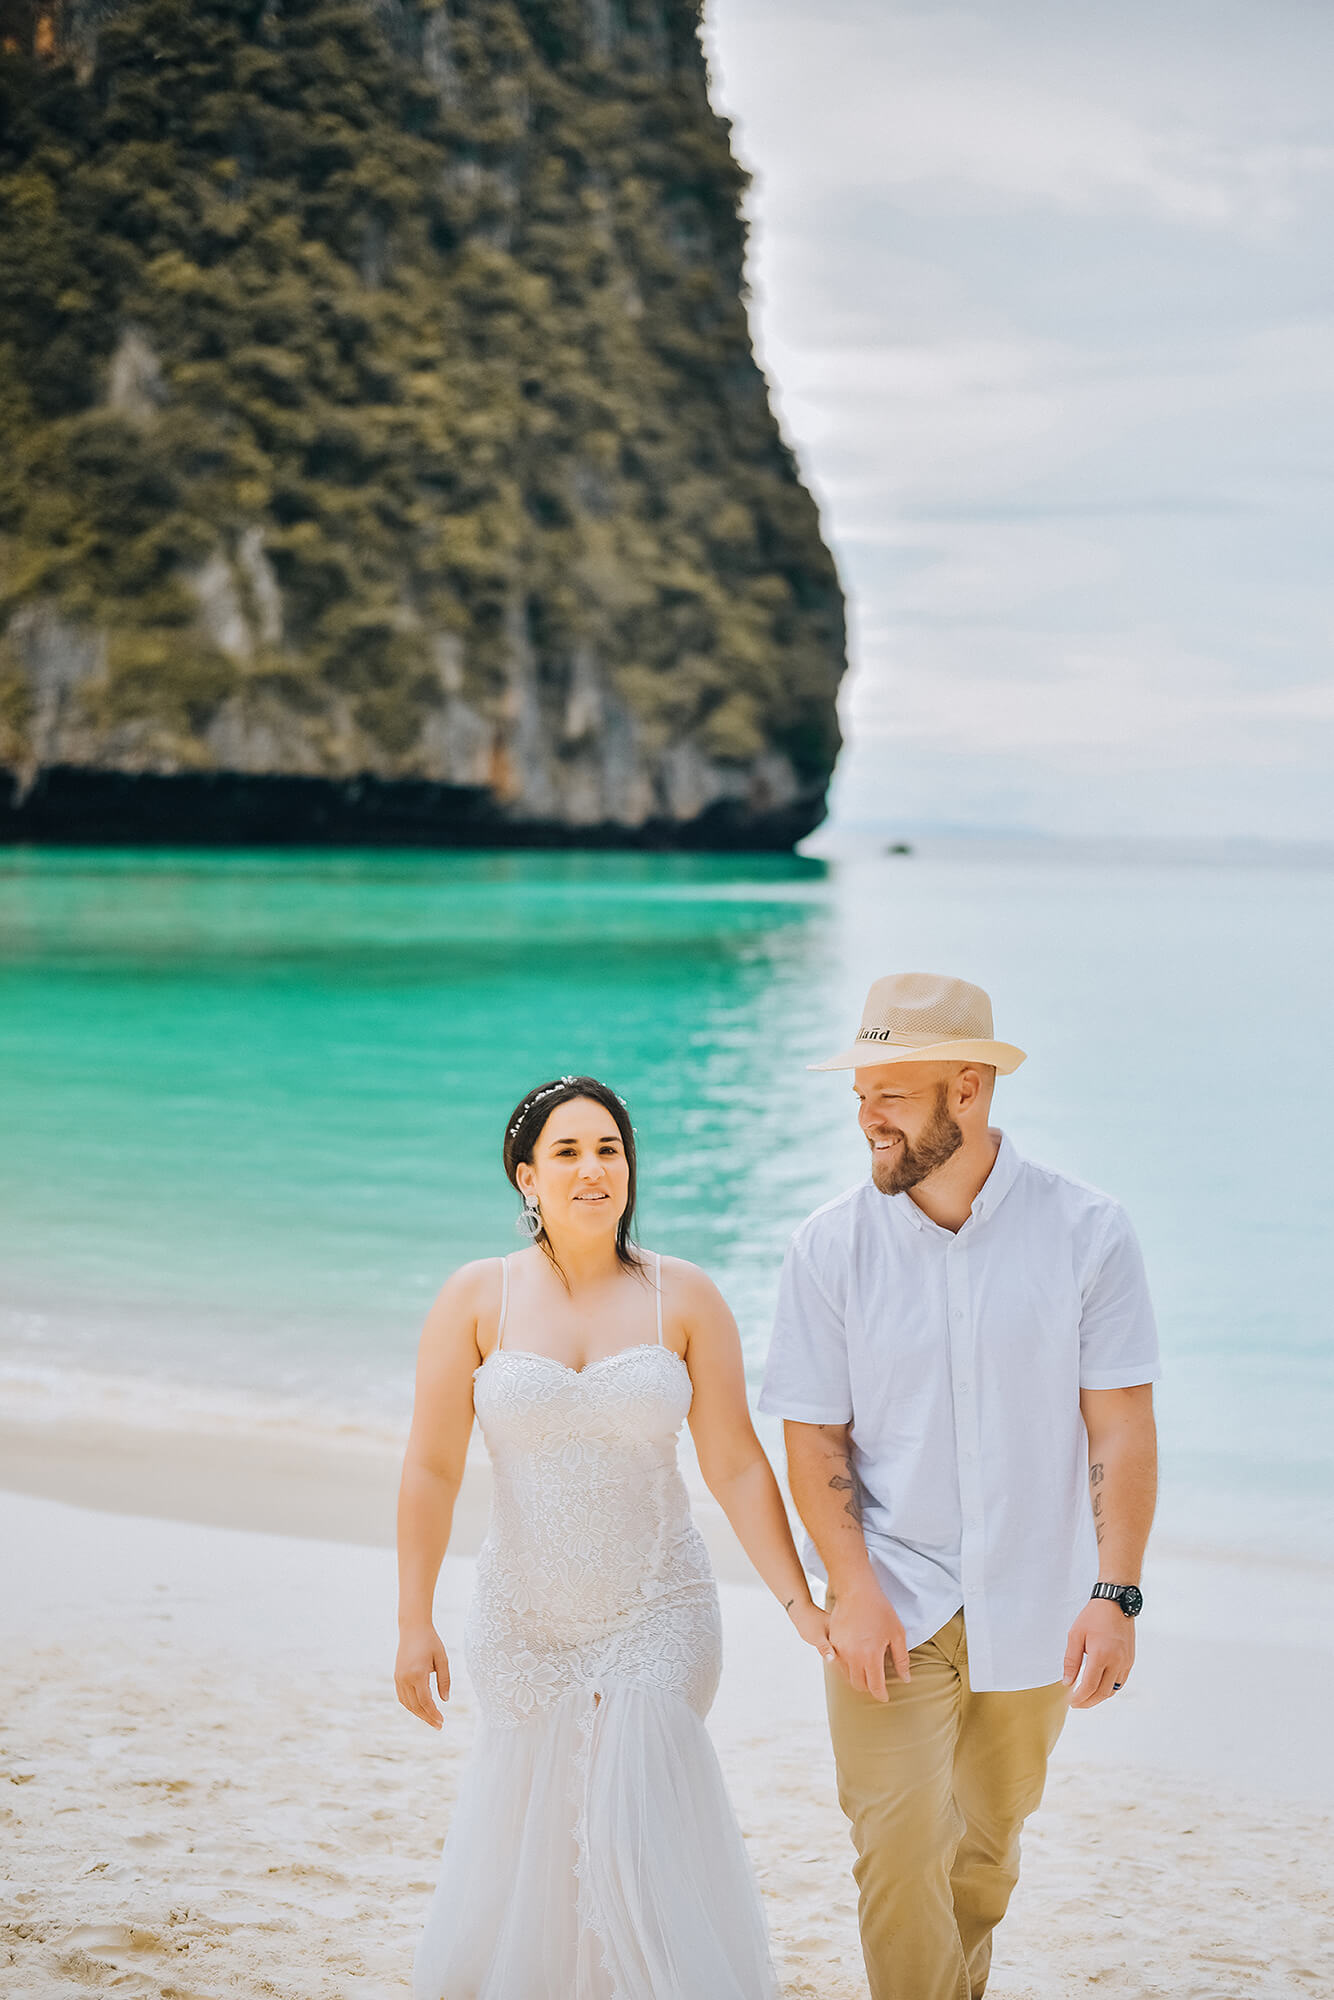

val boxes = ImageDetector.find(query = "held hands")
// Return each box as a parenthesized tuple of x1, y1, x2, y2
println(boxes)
(828, 1578, 912, 1700)
(1063, 1596, 1135, 1709)
(786, 1596, 836, 1661)
(395, 1624, 451, 1729)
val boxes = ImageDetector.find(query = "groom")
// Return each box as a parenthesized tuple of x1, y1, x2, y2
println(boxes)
(760, 972, 1160, 2000)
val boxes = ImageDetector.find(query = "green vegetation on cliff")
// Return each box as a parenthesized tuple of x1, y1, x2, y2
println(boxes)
(0, 0, 845, 837)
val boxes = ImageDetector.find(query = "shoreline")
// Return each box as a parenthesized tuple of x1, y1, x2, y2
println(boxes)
(0, 1404, 762, 1583)
(4, 1395, 1332, 1581)
(0, 764, 826, 853)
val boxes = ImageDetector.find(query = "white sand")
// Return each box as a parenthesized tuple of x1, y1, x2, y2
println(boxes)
(3, 1464, 1334, 1997)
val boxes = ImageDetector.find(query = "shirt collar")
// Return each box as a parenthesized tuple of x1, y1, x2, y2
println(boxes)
(969, 1129, 1021, 1222)
(890, 1129, 1022, 1233)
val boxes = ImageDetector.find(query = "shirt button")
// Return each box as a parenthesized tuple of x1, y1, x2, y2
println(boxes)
(952, 1308, 964, 1322)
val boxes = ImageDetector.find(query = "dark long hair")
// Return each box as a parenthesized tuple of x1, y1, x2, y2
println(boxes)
(503, 1075, 644, 1273)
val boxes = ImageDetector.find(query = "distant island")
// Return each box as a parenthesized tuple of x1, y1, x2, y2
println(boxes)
(0, 0, 847, 849)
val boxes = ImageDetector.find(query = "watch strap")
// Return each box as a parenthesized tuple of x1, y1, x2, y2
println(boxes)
(1091, 1581, 1143, 1616)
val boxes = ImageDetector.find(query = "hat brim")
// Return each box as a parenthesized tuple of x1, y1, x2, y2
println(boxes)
(808, 1038, 1027, 1075)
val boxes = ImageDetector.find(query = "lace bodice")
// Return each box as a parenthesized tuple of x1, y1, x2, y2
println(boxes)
(466, 1338, 719, 1726)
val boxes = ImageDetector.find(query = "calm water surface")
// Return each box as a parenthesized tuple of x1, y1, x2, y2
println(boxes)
(2, 842, 1331, 1563)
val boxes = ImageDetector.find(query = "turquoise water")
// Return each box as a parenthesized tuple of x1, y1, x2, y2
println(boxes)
(2, 842, 1331, 1563)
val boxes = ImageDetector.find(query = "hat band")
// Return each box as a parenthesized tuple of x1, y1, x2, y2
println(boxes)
(856, 1025, 979, 1047)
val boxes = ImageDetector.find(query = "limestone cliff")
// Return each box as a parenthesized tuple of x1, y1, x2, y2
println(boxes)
(0, 0, 846, 847)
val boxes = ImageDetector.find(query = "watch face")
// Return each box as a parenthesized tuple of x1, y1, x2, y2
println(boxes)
(1121, 1585, 1143, 1617)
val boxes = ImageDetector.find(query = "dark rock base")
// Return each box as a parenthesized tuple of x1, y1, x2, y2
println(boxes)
(1, 766, 825, 853)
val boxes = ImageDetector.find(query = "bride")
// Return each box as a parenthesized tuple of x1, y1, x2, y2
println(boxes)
(396, 1073, 831, 1999)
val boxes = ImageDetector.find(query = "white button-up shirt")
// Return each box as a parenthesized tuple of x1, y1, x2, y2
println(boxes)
(758, 1133, 1161, 1691)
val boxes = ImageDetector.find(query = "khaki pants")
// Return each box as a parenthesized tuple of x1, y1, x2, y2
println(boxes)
(825, 1610, 1068, 2000)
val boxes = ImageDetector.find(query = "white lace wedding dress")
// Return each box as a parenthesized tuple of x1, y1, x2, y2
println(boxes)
(412, 1254, 778, 2000)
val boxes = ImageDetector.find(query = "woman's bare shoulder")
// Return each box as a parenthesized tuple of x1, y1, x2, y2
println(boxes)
(650, 1253, 730, 1316)
(424, 1256, 506, 1325)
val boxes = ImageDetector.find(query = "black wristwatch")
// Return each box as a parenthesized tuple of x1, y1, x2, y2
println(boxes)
(1091, 1582, 1143, 1618)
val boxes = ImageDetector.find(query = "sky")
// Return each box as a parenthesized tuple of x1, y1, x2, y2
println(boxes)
(703, 1, 1334, 839)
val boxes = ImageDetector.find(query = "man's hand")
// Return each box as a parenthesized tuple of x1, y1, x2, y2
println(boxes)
(829, 1577, 912, 1700)
(1063, 1596, 1135, 1709)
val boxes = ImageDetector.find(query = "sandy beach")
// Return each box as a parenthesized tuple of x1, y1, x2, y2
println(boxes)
(3, 1418, 1333, 1999)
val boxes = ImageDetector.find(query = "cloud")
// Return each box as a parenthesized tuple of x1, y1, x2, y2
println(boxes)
(711, 5, 1334, 232)
(848, 632, 1334, 765)
(764, 65, 1309, 228)
(762, 317, 1334, 522)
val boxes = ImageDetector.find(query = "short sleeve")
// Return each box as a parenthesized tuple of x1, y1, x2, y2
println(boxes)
(1078, 1205, 1162, 1391)
(758, 1234, 854, 1424)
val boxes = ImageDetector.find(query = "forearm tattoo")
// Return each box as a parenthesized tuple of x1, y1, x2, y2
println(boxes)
(1090, 1459, 1105, 1547)
(830, 1454, 864, 1528)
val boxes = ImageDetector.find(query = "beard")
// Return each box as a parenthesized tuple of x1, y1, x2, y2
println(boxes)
(869, 1083, 964, 1195)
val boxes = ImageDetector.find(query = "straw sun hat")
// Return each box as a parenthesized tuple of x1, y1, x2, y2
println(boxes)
(809, 971, 1026, 1074)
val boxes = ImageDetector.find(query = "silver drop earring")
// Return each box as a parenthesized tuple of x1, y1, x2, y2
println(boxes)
(517, 1194, 542, 1239)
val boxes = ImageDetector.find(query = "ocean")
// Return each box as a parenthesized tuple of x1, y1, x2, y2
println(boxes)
(2, 838, 1331, 1566)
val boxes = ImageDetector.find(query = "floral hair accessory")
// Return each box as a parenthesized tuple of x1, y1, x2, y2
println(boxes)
(506, 1076, 630, 1142)
(507, 1076, 578, 1141)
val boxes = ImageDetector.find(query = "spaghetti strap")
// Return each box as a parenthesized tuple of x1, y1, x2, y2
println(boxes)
(654, 1252, 664, 1346)
(496, 1255, 511, 1350)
